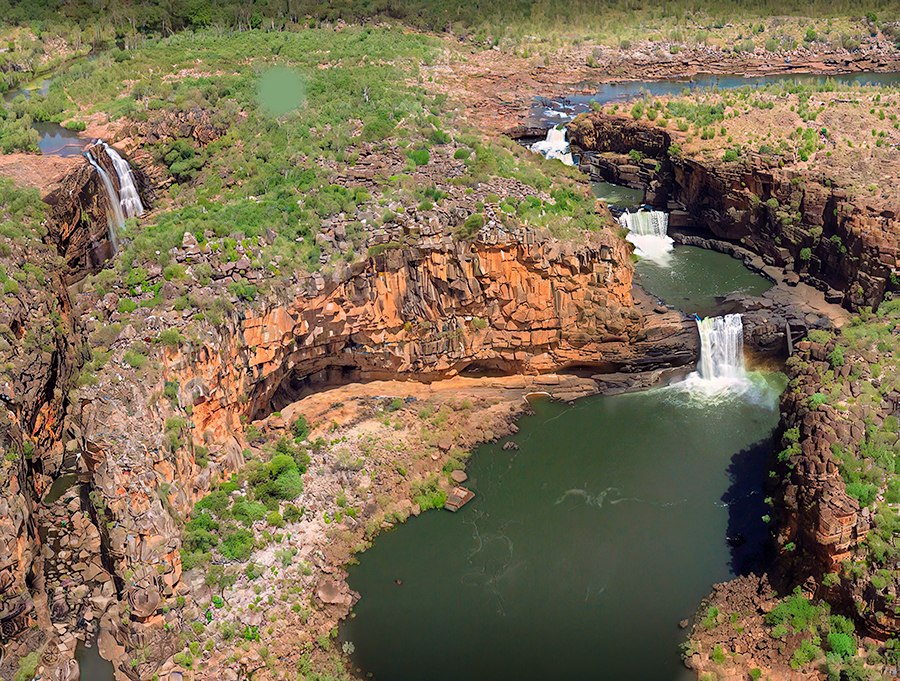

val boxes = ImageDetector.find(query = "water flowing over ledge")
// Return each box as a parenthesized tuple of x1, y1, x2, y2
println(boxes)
(83, 141, 145, 252)
(530, 126, 574, 165)
(666, 313, 782, 407)
(696, 314, 746, 382)
(617, 209, 673, 265)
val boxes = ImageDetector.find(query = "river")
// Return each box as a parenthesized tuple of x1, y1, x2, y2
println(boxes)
(532, 71, 900, 124)
(342, 218, 784, 680)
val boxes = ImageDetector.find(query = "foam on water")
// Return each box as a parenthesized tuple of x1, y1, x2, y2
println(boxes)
(530, 126, 574, 165)
(617, 209, 673, 265)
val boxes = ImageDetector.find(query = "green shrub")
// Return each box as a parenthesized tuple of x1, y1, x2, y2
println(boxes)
(455, 213, 484, 240)
(766, 587, 824, 633)
(711, 645, 726, 664)
(724, 149, 739, 162)
(408, 148, 429, 166)
(410, 475, 446, 510)
(248, 454, 304, 506)
(826, 631, 854, 658)
(158, 329, 185, 346)
(123, 349, 147, 369)
(221, 528, 254, 560)
(791, 638, 819, 668)
(808, 393, 828, 410)
(266, 511, 285, 528)
(291, 414, 310, 440)
(118, 299, 138, 313)
(845, 482, 877, 507)
(827, 346, 845, 368)
(232, 498, 267, 526)
(361, 119, 395, 142)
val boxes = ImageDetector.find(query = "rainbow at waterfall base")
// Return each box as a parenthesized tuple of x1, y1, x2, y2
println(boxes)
(342, 313, 785, 681)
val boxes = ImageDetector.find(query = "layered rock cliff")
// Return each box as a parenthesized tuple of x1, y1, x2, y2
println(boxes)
(0, 140, 704, 677)
(568, 112, 900, 312)
(773, 330, 900, 637)
(163, 228, 696, 437)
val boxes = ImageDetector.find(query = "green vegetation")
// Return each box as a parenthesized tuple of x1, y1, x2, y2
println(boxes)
(760, 588, 872, 673)
(410, 474, 447, 511)
(6, 0, 895, 44)
(14, 652, 40, 681)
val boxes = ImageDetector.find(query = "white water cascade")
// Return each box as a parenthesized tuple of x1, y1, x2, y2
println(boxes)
(617, 209, 674, 265)
(99, 142, 144, 219)
(530, 126, 574, 166)
(84, 152, 124, 252)
(696, 314, 746, 381)
(84, 141, 144, 253)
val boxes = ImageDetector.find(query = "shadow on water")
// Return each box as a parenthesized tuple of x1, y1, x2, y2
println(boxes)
(722, 437, 775, 577)
(75, 637, 114, 681)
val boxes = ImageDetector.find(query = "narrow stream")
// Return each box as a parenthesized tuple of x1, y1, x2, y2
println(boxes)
(533, 71, 900, 123)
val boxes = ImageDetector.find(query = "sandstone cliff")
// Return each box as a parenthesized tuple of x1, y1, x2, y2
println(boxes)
(0, 143, 703, 677)
(568, 112, 900, 312)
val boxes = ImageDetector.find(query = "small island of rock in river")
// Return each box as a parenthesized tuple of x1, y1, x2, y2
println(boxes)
(0, 2, 899, 681)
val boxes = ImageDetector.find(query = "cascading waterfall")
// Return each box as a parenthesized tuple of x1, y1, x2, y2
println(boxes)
(99, 142, 144, 219)
(617, 210, 668, 237)
(617, 209, 673, 265)
(530, 126, 574, 166)
(83, 141, 144, 254)
(84, 152, 124, 253)
(695, 314, 746, 381)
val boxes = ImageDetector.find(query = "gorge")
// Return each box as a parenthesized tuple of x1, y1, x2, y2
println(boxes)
(0, 11, 900, 681)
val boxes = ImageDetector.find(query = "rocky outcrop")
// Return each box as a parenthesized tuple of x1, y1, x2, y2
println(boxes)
(772, 335, 900, 637)
(569, 112, 900, 312)
(568, 113, 672, 158)
(0, 192, 83, 663)
(43, 161, 113, 279)
(160, 227, 697, 438)
(126, 108, 228, 149)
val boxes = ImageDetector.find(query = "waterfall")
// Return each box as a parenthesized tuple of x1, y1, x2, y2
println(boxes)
(99, 142, 144, 218)
(84, 152, 124, 252)
(696, 314, 746, 380)
(617, 209, 673, 265)
(617, 210, 668, 236)
(530, 126, 574, 166)
(84, 141, 144, 254)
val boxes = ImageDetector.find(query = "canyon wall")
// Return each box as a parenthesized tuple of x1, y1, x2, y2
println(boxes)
(0, 148, 701, 676)
(568, 112, 900, 312)
(162, 225, 698, 438)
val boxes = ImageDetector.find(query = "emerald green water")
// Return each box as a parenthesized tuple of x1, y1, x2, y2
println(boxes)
(591, 181, 643, 209)
(343, 374, 786, 681)
(635, 245, 773, 318)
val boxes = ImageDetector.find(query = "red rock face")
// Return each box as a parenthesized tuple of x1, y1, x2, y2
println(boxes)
(164, 231, 697, 441)
(43, 160, 114, 279)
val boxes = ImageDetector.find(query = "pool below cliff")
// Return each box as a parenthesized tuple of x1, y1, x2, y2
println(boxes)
(635, 245, 773, 318)
(341, 370, 786, 681)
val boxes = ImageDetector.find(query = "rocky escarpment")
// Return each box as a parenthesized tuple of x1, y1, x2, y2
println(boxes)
(0, 186, 85, 675)
(568, 112, 900, 312)
(43, 161, 113, 279)
(0, 141, 702, 677)
(49, 227, 697, 678)
(159, 225, 697, 439)
(772, 331, 900, 637)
